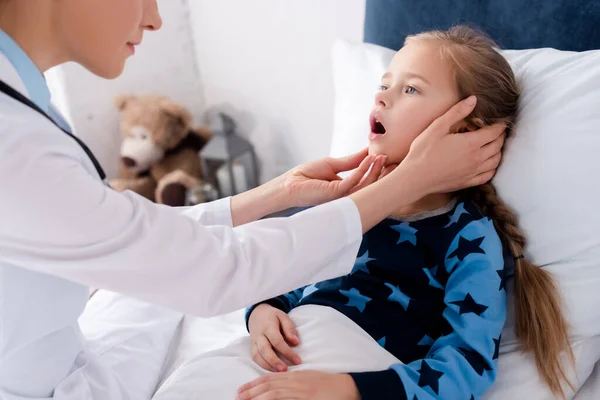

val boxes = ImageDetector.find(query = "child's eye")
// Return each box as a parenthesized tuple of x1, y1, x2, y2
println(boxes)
(378, 85, 389, 92)
(404, 86, 418, 95)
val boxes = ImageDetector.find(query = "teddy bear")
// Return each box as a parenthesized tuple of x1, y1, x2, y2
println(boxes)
(109, 94, 212, 207)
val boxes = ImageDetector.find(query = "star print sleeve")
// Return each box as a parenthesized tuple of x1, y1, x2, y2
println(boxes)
(349, 218, 507, 400)
(245, 287, 306, 329)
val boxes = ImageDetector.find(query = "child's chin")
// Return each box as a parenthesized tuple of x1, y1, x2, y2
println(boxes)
(368, 142, 385, 155)
(368, 146, 405, 166)
(368, 143, 394, 159)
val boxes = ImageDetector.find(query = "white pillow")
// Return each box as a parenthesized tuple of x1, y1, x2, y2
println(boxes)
(495, 48, 600, 337)
(330, 41, 394, 159)
(330, 39, 600, 397)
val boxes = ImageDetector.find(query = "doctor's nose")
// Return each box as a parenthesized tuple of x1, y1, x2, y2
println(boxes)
(142, 0, 163, 31)
(122, 157, 137, 168)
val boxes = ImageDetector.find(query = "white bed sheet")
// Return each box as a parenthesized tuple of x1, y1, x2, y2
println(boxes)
(153, 308, 600, 400)
(153, 305, 400, 399)
(155, 309, 248, 394)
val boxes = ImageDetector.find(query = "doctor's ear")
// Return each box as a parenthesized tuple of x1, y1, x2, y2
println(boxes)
(159, 98, 192, 128)
(115, 95, 138, 111)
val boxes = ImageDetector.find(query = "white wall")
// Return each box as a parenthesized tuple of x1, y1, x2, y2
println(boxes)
(47, 0, 367, 182)
(188, 0, 366, 180)
(46, 0, 202, 179)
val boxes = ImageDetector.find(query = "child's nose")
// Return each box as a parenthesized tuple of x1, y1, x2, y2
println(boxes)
(375, 91, 390, 108)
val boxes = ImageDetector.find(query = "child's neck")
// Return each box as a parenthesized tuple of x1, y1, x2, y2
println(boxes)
(390, 192, 455, 218)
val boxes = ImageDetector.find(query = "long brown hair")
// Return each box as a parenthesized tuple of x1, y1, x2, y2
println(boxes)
(406, 26, 574, 397)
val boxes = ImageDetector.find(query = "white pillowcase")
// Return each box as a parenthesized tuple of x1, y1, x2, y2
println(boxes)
(330, 41, 394, 159)
(330, 39, 600, 397)
(495, 48, 600, 337)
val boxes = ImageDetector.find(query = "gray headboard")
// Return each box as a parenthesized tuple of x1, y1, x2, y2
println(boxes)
(364, 0, 600, 51)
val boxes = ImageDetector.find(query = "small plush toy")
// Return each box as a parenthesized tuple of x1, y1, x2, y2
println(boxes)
(109, 94, 212, 206)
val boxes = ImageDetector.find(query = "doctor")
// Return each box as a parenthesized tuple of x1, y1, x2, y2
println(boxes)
(0, 0, 506, 399)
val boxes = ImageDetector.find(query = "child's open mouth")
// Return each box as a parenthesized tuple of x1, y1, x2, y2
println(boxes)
(369, 114, 387, 141)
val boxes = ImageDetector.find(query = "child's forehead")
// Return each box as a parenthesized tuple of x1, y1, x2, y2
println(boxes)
(391, 42, 441, 71)
(386, 41, 453, 84)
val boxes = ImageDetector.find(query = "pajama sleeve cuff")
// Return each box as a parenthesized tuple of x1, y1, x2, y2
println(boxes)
(349, 370, 407, 400)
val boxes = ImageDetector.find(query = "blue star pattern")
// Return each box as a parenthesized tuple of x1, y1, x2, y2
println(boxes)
(302, 284, 318, 299)
(450, 293, 488, 316)
(417, 360, 444, 394)
(384, 283, 412, 310)
(458, 347, 493, 376)
(428, 265, 438, 276)
(352, 250, 376, 274)
(249, 200, 508, 400)
(340, 288, 371, 312)
(448, 236, 486, 262)
(496, 268, 507, 291)
(493, 335, 501, 360)
(423, 267, 444, 290)
(283, 292, 299, 306)
(444, 202, 470, 228)
(417, 335, 435, 346)
(390, 222, 418, 246)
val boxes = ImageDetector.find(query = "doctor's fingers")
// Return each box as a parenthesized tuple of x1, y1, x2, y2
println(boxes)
(349, 155, 386, 194)
(336, 154, 378, 194)
(466, 169, 496, 188)
(254, 336, 287, 372)
(378, 163, 399, 181)
(476, 152, 502, 177)
(326, 148, 369, 173)
(459, 154, 500, 189)
(479, 130, 506, 162)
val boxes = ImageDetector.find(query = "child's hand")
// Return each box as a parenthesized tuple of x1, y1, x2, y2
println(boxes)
(237, 371, 360, 400)
(248, 304, 302, 372)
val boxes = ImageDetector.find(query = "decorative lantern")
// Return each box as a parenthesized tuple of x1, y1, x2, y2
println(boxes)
(199, 112, 259, 197)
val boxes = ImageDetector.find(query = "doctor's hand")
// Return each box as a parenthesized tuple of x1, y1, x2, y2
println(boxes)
(237, 371, 360, 400)
(350, 96, 506, 233)
(400, 96, 506, 194)
(248, 304, 302, 372)
(231, 149, 386, 226)
(280, 149, 387, 208)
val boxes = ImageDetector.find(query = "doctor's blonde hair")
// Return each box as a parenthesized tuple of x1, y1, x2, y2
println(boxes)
(406, 26, 574, 398)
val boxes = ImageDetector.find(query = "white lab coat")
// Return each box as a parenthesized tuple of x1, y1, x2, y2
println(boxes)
(0, 54, 363, 399)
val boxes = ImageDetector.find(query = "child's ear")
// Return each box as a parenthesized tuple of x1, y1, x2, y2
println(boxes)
(451, 119, 478, 133)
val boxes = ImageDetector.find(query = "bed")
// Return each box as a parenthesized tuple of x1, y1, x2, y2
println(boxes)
(153, 1, 600, 398)
(364, 0, 600, 52)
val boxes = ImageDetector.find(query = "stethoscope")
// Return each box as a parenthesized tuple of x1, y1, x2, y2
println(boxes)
(0, 79, 107, 182)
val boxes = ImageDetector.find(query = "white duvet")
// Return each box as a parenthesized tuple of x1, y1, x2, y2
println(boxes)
(153, 305, 600, 399)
